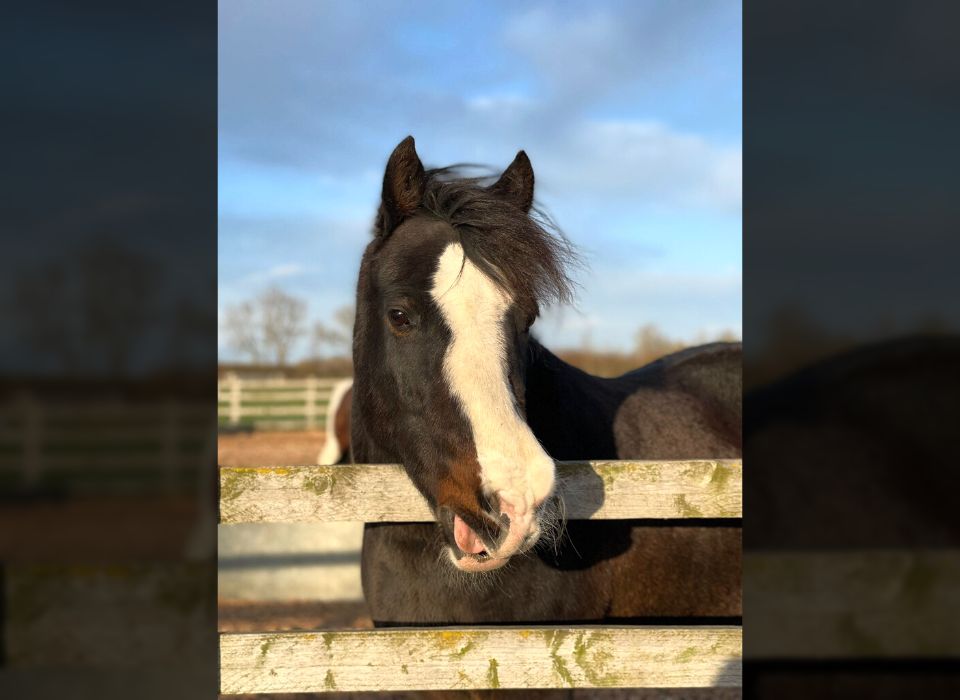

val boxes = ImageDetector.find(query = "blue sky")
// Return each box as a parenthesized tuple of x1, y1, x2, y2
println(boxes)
(219, 1, 741, 359)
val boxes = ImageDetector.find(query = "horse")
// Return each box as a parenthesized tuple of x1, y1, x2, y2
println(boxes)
(352, 136, 741, 625)
(317, 378, 353, 465)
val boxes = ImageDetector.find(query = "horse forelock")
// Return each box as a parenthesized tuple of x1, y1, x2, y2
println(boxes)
(421, 167, 581, 313)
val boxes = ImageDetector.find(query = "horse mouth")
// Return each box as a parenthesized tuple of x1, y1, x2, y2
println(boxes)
(447, 512, 539, 572)
(450, 548, 509, 572)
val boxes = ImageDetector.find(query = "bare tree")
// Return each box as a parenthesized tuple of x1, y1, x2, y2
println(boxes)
(14, 261, 81, 372)
(221, 286, 308, 365)
(79, 239, 158, 373)
(334, 305, 355, 335)
(311, 324, 348, 358)
(259, 287, 306, 366)
(12, 236, 158, 375)
(222, 300, 262, 363)
(310, 304, 354, 358)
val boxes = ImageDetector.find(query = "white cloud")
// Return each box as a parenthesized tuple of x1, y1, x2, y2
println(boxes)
(236, 263, 306, 286)
(536, 119, 741, 214)
(503, 3, 726, 108)
(265, 263, 303, 279)
(466, 94, 533, 113)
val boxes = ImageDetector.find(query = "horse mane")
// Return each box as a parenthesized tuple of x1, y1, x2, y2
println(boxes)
(419, 166, 581, 312)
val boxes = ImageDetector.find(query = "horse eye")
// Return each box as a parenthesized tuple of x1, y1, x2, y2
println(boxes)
(387, 309, 411, 329)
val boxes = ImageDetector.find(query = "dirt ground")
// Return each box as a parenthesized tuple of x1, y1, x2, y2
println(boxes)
(218, 599, 372, 632)
(0, 493, 203, 562)
(218, 429, 328, 467)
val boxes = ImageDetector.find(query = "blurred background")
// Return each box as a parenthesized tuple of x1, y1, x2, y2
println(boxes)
(4, 0, 956, 697)
(1, 2, 217, 696)
(216, 0, 742, 630)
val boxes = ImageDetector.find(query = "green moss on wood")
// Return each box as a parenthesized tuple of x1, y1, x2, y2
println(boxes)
(302, 467, 359, 499)
(303, 473, 333, 497)
(487, 658, 500, 689)
(220, 468, 256, 503)
(572, 631, 618, 686)
(543, 629, 575, 686)
(454, 639, 475, 658)
(836, 614, 884, 655)
(552, 654, 575, 686)
(708, 462, 734, 493)
(673, 494, 703, 518)
(257, 637, 277, 667)
(901, 557, 939, 608)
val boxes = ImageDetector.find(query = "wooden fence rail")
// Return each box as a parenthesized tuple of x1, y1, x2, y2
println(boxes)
(219, 459, 743, 693)
(221, 626, 742, 694)
(219, 460, 742, 523)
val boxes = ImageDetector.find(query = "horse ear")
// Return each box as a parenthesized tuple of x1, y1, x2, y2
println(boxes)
(490, 150, 534, 212)
(378, 135, 426, 236)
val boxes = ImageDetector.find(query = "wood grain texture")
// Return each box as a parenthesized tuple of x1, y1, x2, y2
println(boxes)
(745, 549, 960, 658)
(219, 626, 742, 693)
(219, 460, 742, 523)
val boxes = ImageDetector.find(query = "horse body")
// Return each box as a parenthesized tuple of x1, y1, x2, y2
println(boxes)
(352, 137, 741, 625)
(360, 339, 741, 624)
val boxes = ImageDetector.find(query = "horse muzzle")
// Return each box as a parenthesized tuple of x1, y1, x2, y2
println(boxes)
(443, 500, 543, 572)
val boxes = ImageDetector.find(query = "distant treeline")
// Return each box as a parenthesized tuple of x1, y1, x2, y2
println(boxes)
(219, 323, 741, 380)
(221, 286, 741, 378)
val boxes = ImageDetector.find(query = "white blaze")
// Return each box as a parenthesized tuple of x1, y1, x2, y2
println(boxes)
(430, 244, 555, 524)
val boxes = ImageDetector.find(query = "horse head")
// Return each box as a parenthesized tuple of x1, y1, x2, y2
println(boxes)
(352, 136, 576, 572)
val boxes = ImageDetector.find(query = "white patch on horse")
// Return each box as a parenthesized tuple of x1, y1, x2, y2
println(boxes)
(431, 243, 555, 529)
(317, 377, 353, 465)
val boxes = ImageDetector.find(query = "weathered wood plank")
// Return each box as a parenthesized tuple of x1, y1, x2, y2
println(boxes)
(219, 460, 742, 523)
(745, 549, 960, 658)
(219, 626, 741, 693)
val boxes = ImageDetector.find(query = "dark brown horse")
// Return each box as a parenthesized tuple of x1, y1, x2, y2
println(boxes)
(353, 137, 741, 625)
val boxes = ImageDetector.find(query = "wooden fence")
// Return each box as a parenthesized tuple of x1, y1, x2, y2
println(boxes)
(219, 459, 743, 693)
(0, 396, 211, 491)
(217, 374, 349, 431)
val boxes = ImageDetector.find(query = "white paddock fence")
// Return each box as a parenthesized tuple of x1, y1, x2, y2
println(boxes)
(217, 374, 350, 431)
(218, 459, 743, 693)
(0, 395, 211, 491)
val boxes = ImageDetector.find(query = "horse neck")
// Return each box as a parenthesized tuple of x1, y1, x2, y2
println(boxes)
(524, 338, 622, 460)
(348, 396, 395, 465)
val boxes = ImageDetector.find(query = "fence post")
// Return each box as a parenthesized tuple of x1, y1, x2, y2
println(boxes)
(228, 373, 241, 427)
(21, 393, 42, 489)
(305, 376, 317, 430)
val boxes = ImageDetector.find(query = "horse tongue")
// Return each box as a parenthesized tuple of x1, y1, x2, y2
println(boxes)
(453, 514, 487, 555)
